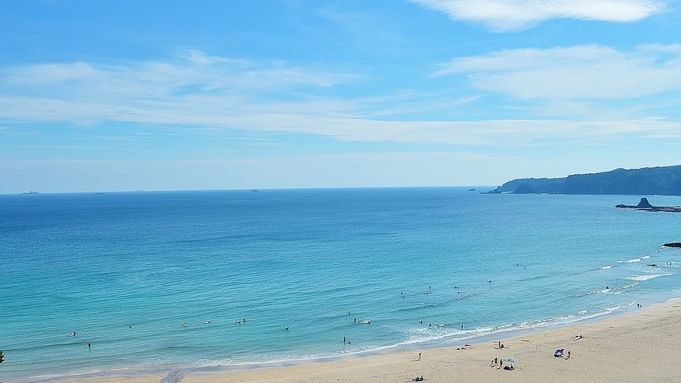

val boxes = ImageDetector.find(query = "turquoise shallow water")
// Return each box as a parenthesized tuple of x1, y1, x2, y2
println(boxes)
(1, 188, 681, 381)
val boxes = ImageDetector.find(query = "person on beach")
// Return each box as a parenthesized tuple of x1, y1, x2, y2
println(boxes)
(418, 352, 421, 360)
(344, 336, 346, 344)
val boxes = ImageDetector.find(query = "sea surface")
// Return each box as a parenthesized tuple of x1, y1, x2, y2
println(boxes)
(2, 188, 681, 382)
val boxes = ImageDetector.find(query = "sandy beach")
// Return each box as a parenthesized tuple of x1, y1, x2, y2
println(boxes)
(70, 298, 681, 383)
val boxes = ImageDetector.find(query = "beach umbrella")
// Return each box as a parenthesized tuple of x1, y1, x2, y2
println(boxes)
(507, 358, 515, 363)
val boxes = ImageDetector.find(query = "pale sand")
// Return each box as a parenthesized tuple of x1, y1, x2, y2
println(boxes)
(71, 298, 681, 383)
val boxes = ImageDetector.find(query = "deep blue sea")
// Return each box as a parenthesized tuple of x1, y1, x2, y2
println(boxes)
(2, 188, 681, 382)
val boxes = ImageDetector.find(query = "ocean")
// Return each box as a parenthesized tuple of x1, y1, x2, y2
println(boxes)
(2, 188, 680, 382)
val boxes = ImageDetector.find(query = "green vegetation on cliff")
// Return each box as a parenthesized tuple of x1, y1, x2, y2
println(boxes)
(490, 165, 681, 195)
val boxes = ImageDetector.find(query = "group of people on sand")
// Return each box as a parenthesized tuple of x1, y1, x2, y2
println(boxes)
(490, 357, 514, 370)
(489, 341, 515, 371)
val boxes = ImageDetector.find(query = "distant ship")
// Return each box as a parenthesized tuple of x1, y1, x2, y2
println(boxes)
(468, 188, 475, 192)
(21, 191, 39, 195)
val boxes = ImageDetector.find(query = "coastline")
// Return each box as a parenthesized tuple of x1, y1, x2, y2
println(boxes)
(63, 297, 681, 383)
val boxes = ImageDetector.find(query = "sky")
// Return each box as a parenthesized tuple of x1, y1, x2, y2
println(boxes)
(1, 0, 680, 193)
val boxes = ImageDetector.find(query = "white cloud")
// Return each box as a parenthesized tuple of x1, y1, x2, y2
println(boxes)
(2, 91, 680, 146)
(2, 50, 354, 101)
(412, 0, 666, 31)
(1, 49, 680, 149)
(434, 44, 681, 99)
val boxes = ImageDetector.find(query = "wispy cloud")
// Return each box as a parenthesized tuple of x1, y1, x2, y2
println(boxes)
(434, 44, 681, 99)
(1, 48, 680, 149)
(2, 50, 355, 101)
(412, 0, 666, 31)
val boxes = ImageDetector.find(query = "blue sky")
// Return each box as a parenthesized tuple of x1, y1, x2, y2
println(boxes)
(1, 0, 680, 193)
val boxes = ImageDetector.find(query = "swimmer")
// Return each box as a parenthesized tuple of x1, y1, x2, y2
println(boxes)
(285, 326, 290, 331)
(204, 320, 211, 324)
(183, 322, 188, 327)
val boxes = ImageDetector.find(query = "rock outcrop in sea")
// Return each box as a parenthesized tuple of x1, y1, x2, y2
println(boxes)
(615, 198, 681, 212)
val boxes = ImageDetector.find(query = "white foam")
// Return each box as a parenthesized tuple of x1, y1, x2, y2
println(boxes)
(627, 273, 673, 281)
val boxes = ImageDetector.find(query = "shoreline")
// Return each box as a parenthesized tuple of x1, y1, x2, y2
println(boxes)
(58, 297, 681, 383)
